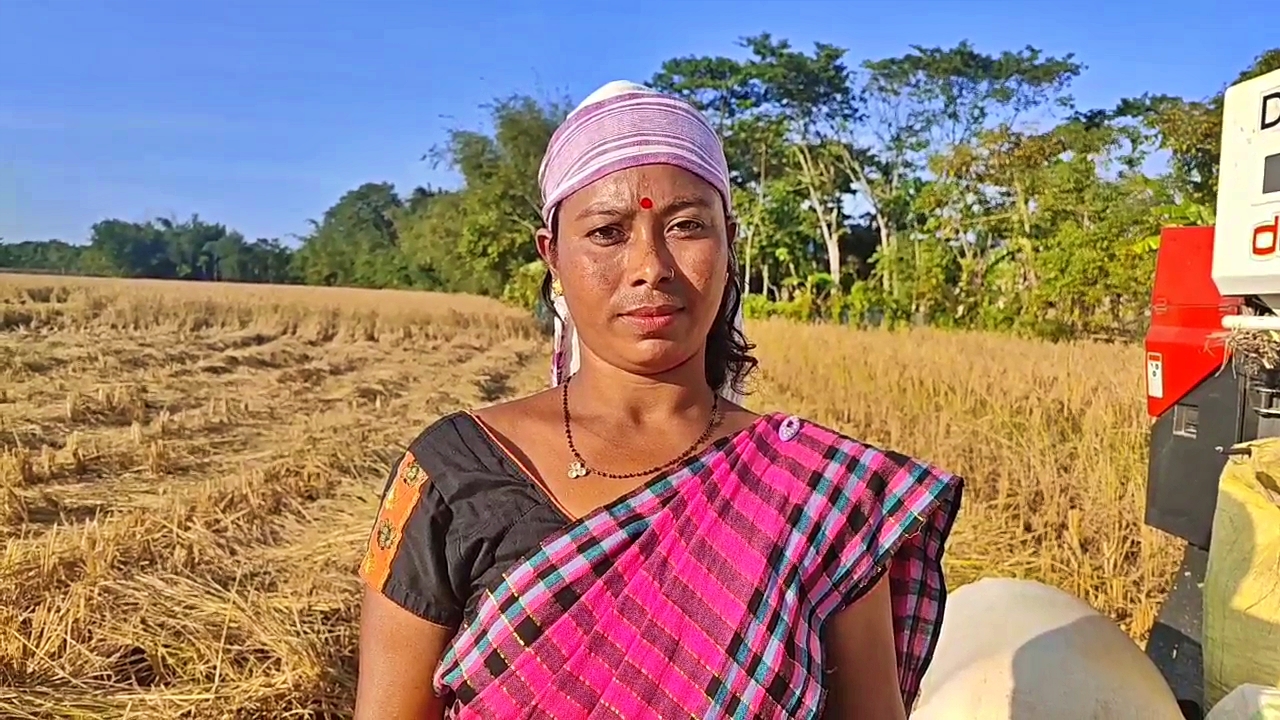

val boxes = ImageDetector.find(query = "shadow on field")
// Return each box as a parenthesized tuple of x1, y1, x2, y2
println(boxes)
(475, 368, 512, 402)
(22, 498, 109, 527)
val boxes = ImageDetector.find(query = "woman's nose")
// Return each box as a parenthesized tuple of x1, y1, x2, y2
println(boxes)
(627, 222, 676, 287)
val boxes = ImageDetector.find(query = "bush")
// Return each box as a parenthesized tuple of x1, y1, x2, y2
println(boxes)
(501, 261, 546, 311)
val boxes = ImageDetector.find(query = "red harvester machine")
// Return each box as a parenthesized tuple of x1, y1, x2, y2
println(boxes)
(1143, 67, 1280, 719)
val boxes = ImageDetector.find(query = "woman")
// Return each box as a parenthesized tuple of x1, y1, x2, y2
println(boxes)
(355, 80, 963, 719)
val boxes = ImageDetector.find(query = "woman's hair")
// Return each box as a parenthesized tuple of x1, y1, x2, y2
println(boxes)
(539, 215, 758, 397)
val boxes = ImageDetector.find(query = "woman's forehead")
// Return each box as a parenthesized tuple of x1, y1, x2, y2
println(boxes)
(562, 165, 721, 213)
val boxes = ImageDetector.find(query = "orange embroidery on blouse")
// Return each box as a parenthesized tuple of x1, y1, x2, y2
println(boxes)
(360, 451, 429, 592)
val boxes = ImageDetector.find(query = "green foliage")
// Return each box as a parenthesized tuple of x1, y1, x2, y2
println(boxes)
(0, 240, 89, 274)
(2, 217, 299, 284)
(398, 95, 567, 293)
(4, 37, 1274, 343)
(291, 182, 425, 288)
(502, 260, 548, 310)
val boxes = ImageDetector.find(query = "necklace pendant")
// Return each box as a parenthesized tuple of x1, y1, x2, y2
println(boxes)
(567, 461, 589, 479)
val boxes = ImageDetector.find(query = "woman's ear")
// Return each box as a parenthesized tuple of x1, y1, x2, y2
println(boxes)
(536, 227, 556, 270)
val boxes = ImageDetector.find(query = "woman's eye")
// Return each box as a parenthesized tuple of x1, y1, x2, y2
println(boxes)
(669, 219, 704, 234)
(586, 226, 624, 244)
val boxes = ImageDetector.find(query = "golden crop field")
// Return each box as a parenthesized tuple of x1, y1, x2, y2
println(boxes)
(0, 274, 1180, 718)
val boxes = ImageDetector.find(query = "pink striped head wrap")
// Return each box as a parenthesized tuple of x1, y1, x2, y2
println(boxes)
(539, 81, 744, 404)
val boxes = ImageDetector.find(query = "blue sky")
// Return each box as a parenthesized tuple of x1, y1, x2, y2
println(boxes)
(0, 0, 1271, 244)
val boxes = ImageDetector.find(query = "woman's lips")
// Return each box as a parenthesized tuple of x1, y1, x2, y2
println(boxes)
(619, 305, 682, 332)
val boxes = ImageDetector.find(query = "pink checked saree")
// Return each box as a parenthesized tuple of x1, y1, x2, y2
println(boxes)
(432, 412, 962, 718)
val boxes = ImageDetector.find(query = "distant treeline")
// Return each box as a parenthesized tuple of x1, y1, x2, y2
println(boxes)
(0, 222, 297, 284)
(5, 36, 1279, 340)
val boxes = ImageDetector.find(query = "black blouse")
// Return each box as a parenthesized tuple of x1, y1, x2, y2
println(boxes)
(362, 412, 569, 627)
(360, 411, 888, 629)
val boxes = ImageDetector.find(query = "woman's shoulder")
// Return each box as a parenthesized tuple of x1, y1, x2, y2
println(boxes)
(402, 393, 550, 456)
(388, 411, 524, 497)
(749, 412, 865, 458)
(758, 412, 963, 499)
(399, 411, 482, 464)
(764, 414, 964, 572)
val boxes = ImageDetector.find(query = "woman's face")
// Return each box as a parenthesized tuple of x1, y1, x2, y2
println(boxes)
(537, 164, 733, 380)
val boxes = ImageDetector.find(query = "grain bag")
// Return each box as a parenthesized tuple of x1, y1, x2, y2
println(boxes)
(912, 577, 1182, 719)
(1203, 683, 1280, 720)
(1204, 438, 1280, 708)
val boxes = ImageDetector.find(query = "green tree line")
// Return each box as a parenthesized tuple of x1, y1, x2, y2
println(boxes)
(4, 36, 1278, 340)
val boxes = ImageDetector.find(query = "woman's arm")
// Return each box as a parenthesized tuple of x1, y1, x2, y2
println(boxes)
(355, 588, 456, 720)
(823, 573, 908, 720)
(355, 448, 466, 719)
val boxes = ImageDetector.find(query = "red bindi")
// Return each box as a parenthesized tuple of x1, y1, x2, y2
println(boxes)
(639, 197, 653, 210)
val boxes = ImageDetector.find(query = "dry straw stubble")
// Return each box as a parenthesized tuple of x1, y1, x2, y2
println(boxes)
(0, 274, 1178, 717)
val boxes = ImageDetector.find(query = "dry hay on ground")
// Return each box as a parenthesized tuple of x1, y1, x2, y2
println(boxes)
(0, 274, 1179, 718)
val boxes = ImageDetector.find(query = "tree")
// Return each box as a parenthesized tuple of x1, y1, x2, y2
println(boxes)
(293, 182, 424, 288)
(653, 34, 865, 289)
(1117, 50, 1280, 209)
(8, 35, 1279, 344)
(0, 239, 88, 274)
(398, 95, 568, 298)
(850, 42, 1083, 320)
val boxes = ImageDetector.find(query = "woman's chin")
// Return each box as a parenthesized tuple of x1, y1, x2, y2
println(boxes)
(618, 340, 702, 377)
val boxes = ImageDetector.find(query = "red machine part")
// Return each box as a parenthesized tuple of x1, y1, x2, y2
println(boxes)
(1145, 226, 1243, 418)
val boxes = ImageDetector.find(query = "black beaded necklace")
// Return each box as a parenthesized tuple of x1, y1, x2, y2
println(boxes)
(561, 376, 721, 480)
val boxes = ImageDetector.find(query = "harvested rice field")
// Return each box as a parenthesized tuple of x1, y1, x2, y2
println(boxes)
(0, 274, 1180, 717)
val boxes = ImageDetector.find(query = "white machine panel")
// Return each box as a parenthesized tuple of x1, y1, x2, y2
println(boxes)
(1214, 68, 1280, 311)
